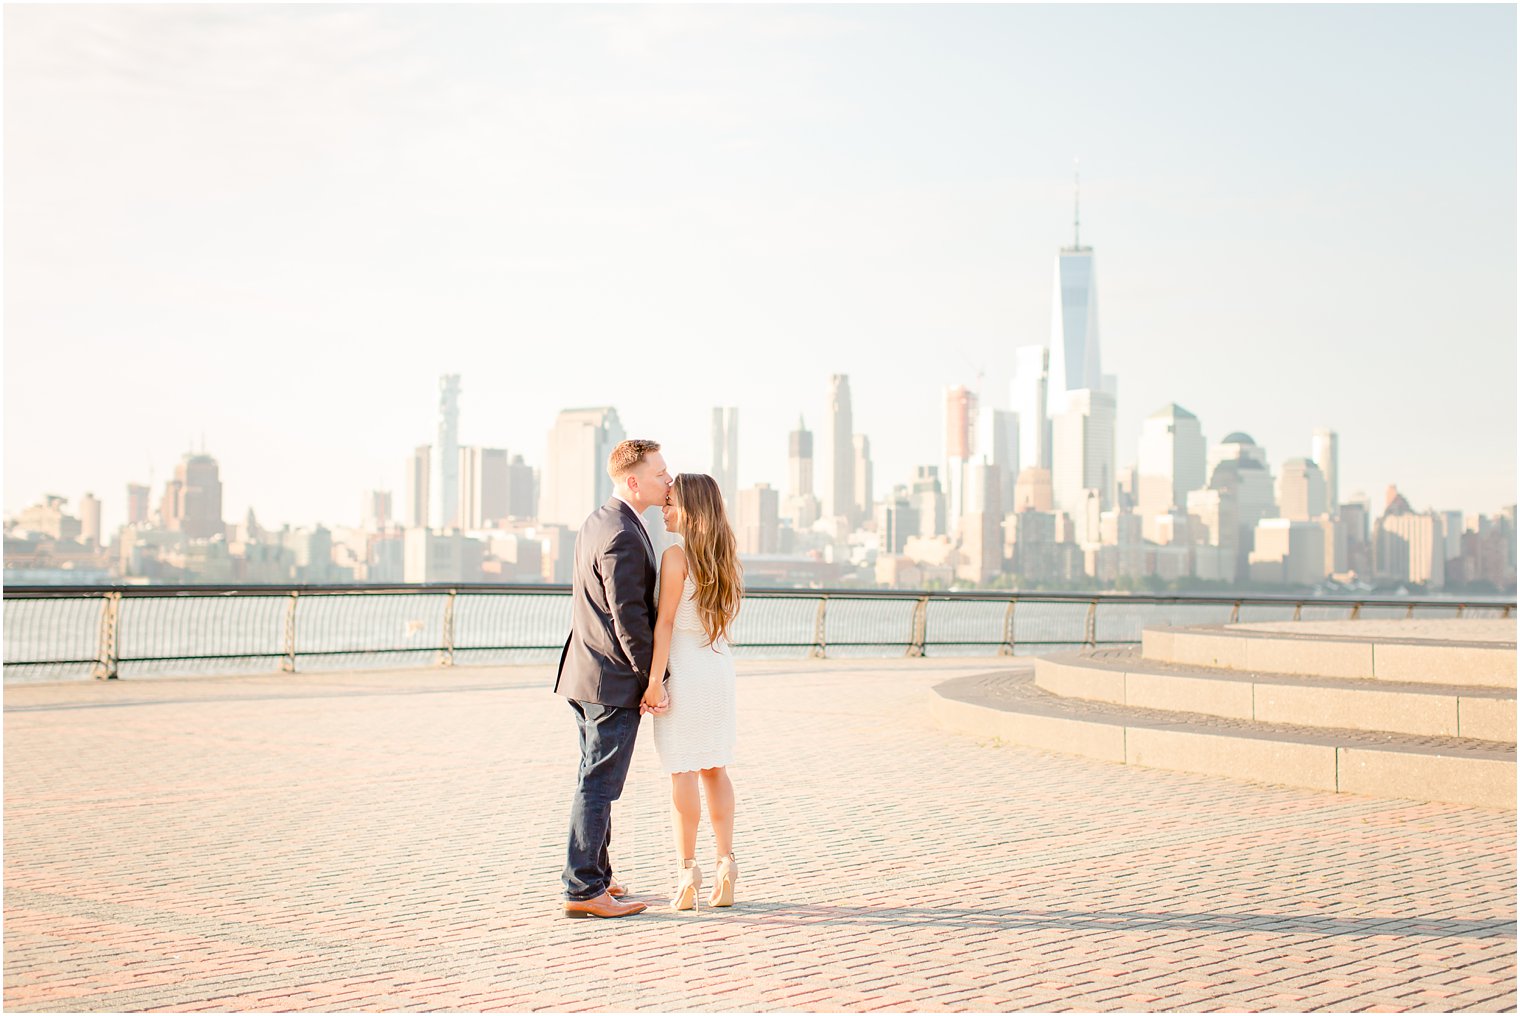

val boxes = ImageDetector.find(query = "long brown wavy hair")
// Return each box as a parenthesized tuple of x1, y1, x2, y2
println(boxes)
(672, 473, 743, 647)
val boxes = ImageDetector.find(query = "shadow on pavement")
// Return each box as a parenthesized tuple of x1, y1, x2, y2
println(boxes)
(663, 901, 1516, 939)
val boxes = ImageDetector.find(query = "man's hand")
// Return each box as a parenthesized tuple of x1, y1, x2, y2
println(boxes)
(640, 682, 670, 716)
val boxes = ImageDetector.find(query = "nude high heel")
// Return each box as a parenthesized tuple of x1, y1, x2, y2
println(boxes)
(709, 854, 737, 908)
(672, 858, 702, 912)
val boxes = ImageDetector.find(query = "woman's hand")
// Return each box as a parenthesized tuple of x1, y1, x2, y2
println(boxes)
(641, 681, 670, 716)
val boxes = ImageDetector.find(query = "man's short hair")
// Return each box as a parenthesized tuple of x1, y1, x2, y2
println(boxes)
(608, 439, 661, 480)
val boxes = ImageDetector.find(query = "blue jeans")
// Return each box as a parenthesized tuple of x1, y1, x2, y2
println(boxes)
(563, 698, 642, 901)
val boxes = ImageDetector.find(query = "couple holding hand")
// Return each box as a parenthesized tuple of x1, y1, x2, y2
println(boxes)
(553, 439, 742, 918)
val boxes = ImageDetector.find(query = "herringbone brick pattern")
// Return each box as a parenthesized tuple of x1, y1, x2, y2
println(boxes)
(5, 660, 1514, 1012)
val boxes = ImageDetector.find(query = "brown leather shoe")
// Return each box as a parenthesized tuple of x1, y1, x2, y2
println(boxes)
(563, 892, 647, 919)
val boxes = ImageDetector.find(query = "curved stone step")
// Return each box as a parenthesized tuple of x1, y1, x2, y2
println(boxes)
(932, 669, 1516, 810)
(1142, 620, 1516, 689)
(1036, 648, 1516, 742)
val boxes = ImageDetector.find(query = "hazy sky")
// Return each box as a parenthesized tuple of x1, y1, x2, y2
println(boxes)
(6, 4, 1516, 531)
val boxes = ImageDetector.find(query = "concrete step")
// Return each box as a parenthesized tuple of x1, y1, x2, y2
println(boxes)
(932, 669, 1516, 810)
(1142, 620, 1516, 689)
(1036, 648, 1516, 742)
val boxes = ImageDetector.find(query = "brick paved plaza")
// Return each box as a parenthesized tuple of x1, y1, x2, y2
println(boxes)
(5, 659, 1515, 1012)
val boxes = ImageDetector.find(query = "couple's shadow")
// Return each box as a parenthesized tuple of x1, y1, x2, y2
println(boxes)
(634, 900, 1514, 940)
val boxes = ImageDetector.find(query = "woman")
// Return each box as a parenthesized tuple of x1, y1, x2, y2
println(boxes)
(642, 473, 742, 911)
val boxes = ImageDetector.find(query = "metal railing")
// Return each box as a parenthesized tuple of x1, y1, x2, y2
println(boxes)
(3, 583, 1513, 682)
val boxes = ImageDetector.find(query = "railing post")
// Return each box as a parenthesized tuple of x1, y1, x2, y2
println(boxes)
(811, 597, 829, 659)
(1406, 603, 1416, 619)
(440, 589, 457, 667)
(999, 597, 1017, 656)
(1456, 603, 1466, 619)
(1229, 600, 1241, 624)
(1505, 604, 1514, 620)
(1083, 598, 1098, 648)
(282, 591, 299, 673)
(93, 591, 121, 680)
(907, 596, 929, 657)
(1351, 601, 1362, 620)
(1293, 602, 1303, 621)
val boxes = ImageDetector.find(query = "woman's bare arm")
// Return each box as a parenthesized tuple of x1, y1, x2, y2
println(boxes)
(642, 545, 688, 712)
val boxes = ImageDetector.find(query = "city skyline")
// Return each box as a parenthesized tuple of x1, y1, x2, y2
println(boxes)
(10, 371, 1514, 593)
(6, 5, 1515, 529)
(12, 373, 1511, 540)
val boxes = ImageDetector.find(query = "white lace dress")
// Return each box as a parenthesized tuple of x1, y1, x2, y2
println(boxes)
(652, 573, 737, 774)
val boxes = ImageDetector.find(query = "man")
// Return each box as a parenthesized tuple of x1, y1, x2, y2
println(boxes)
(554, 438, 672, 919)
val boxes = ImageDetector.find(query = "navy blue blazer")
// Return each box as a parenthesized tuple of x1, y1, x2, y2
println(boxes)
(553, 497, 660, 708)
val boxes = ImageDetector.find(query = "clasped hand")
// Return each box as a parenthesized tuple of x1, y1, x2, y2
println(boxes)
(640, 681, 670, 716)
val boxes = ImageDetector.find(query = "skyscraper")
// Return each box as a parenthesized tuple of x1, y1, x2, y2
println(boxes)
(943, 385, 977, 524)
(506, 454, 537, 520)
(1249, 518, 1329, 586)
(957, 461, 1004, 584)
(459, 447, 511, 529)
(1136, 404, 1206, 522)
(1046, 173, 1114, 414)
(80, 493, 101, 548)
(1342, 494, 1373, 575)
(1049, 251, 1101, 411)
(853, 434, 874, 519)
(437, 374, 461, 528)
(910, 465, 947, 538)
(1187, 486, 1240, 583)
(405, 446, 431, 530)
(1441, 509, 1465, 565)
(1209, 434, 1277, 575)
(784, 416, 819, 528)
(126, 483, 150, 526)
(1051, 389, 1116, 516)
(1013, 467, 1054, 513)
(712, 407, 739, 510)
(823, 375, 855, 523)
(1374, 507, 1445, 589)
(977, 406, 1020, 510)
(787, 416, 814, 500)
(1278, 458, 1328, 522)
(161, 452, 225, 539)
(875, 491, 919, 555)
(363, 489, 392, 532)
(1312, 428, 1339, 513)
(1011, 345, 1050, 470)
(736, 483, 780, 555)
(1207, 432, 1270, 477)
(540, 407, 626, 528)
(17, 496, 81, 542)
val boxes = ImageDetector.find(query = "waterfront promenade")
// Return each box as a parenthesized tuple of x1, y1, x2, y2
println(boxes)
(5, 659, 1515, 1012)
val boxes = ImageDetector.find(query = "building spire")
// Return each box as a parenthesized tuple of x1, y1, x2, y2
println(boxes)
(1073, 158, 1081, 249)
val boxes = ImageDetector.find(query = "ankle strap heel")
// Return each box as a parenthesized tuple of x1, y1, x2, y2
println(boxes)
(672, 858, 702, 912)
(709, 854, 737, 908)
